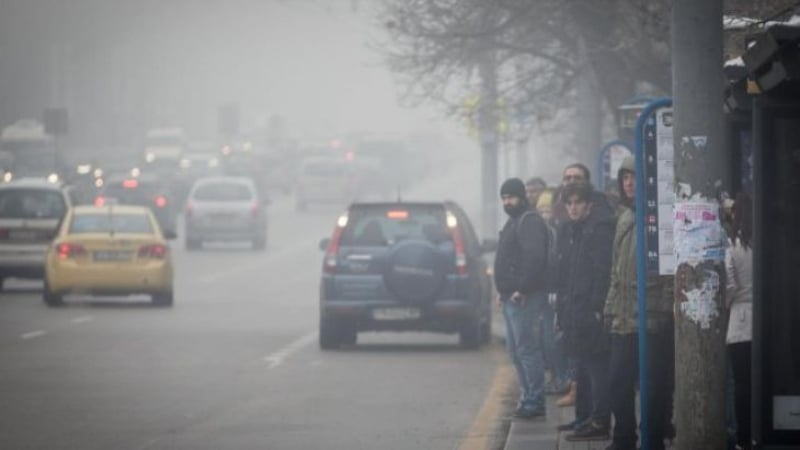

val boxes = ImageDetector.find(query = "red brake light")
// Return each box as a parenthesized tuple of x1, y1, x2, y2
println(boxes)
(57, 243, 87, 260)
(446, 212, 467, 275)
(251, 202, 259, 218)
(94, 197, 106, 207)
(139, 244, 167, 259)
(123, 179, 138, 188)
(386, 210, 409, 220)
(155, 196, 167, 208)
(185, 202, 193, 218)
(324, 226, 345, 274)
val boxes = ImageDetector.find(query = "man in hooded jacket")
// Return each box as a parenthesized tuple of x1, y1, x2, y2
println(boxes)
(603, 156, 674, 450)
(494, 177, 550, 419)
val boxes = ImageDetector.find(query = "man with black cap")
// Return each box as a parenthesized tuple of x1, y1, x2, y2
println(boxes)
(494, 177, 551, 419)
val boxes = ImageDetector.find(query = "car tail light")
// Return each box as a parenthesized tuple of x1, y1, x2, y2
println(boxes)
(94, 196, 106, 207)
(123, 179, 139, 188)
(185, 202, 193, 218)
(251, 202, 260, 218)
(324, 214, 348, 274)
(446, 212, 468, 275)
(57, 243, 87, 260)
(155, 196, 167, 208)
(139, 244, 168, 259)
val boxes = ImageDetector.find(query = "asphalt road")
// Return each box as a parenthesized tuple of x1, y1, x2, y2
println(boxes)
(0, 162, 513, 450)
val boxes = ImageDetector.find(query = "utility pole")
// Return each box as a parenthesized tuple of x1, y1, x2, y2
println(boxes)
(671, 1, 728, 449)
(478, 51, 499, 237)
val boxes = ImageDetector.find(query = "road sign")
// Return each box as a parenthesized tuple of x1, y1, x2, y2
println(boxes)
(642, 107, 675, 275)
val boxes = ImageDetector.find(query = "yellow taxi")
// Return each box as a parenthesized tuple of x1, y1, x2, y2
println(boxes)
(43, 205, 175, 307)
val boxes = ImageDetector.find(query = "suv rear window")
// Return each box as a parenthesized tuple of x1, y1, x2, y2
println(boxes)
(340, 205, 449, 246)
(0, 189, 66, 219)
(192, 182, 253, 201)
(69, 213, 154, 234)
(102, 182, 162, 205)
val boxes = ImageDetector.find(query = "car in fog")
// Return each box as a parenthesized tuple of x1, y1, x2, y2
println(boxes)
(295, 157, 355, 211)
(184, 176, 267, 250)
(43, 205, 175, 307)
(318, 201, 495, 349)
(95, 174, 176, 235)
(0, 179, 72, 289)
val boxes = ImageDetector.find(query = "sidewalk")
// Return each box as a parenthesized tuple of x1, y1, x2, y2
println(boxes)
(503, 397, 611, 450)
(490, 319, 611, 450)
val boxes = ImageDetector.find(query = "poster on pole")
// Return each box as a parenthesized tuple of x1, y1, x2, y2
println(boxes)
(643, 108, 676, 275)
(673, 201, 726, 265)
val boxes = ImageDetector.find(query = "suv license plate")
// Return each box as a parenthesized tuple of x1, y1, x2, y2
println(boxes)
(372, 308, 421, 321)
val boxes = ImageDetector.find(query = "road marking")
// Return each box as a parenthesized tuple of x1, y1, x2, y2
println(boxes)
(262, 332, 318, 369)
(20, 330, 47, 340)
(71, 315, 94, 324)
(457, 347, 515, 450)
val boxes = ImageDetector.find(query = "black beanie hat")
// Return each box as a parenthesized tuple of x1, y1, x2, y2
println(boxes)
(500, 178, 527, 199)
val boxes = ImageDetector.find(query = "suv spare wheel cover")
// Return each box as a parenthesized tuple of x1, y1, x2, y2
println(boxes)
(383, 239, 447, 303)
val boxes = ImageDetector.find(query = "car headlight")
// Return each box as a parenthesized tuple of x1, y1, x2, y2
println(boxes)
(3, 172, 12, 183)
(47, 173, 59, 184)
(145, 153, 156, 163)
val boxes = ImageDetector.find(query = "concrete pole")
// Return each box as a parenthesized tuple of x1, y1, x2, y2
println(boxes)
(478, 53, 499, 238)
(671, 1, 728, 449)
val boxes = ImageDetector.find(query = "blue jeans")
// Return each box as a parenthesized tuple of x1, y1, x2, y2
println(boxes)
(540, 300, 568, 384)
(502, 292, 546, 412)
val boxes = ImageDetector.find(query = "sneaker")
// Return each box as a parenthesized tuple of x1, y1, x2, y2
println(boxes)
(565, 421, 610, 442)
(511, 407, 546, 420)
(556, 417, 590, 432)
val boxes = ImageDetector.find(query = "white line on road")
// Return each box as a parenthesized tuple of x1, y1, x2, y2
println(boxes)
(71, 315, 94, 324)
(261, 332, 318, 369)
(20, 330, 47, 340)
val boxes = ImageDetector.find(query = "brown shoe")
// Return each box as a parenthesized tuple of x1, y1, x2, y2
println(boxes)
(556, 382, 576, 407)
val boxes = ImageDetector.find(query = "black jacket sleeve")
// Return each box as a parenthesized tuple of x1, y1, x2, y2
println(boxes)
(587, 218, 615, 314)
(516, 212, 549, 294)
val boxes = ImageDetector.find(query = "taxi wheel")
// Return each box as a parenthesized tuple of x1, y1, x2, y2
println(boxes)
(152, 291, 174, 307)
(43, 284, 65, 308)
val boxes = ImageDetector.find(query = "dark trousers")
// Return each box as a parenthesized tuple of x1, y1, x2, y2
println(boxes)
(578, 351, 611, 425)
(608, 331, 674, 450)
(729, 342, 752, 449)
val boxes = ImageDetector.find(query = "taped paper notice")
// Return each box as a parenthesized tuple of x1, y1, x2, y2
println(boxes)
(673, 201, 725, 266)
(680, 270, 720, 329)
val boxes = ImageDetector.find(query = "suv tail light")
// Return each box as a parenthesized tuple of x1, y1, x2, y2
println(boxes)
(57, 243, 87, 260)
(139, 244, 168, 259)
(155, 195, 167, 208)
(446, 212, 468, 275)
(324, 214, 348, 274)
(94, 196, 106, 207)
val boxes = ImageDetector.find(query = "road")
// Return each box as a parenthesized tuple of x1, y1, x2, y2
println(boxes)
(0, 160, 514, 450)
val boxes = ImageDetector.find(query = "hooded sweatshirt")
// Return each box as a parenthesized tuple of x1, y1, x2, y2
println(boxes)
(603, 156, 674, 334)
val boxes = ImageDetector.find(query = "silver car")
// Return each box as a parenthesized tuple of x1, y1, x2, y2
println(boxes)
(184, 177, 267, 250)
(0, 179, 72, 288)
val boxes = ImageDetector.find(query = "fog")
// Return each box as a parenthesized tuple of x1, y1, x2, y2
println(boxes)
(0, 1, 458, 149)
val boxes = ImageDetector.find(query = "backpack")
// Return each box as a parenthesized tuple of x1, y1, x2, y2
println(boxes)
(515, 210, 559, 291)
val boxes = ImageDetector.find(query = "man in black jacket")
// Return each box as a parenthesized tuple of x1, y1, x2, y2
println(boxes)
(556, 182, 616, 441)
(494, 178, 550, 419)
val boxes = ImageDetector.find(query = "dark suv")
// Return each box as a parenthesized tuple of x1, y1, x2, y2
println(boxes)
(318, 201, 495, 349)
(95, 174, 176, 235)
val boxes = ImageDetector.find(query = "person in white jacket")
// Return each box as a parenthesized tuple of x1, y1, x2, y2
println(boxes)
(726, 192, 753, 450)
